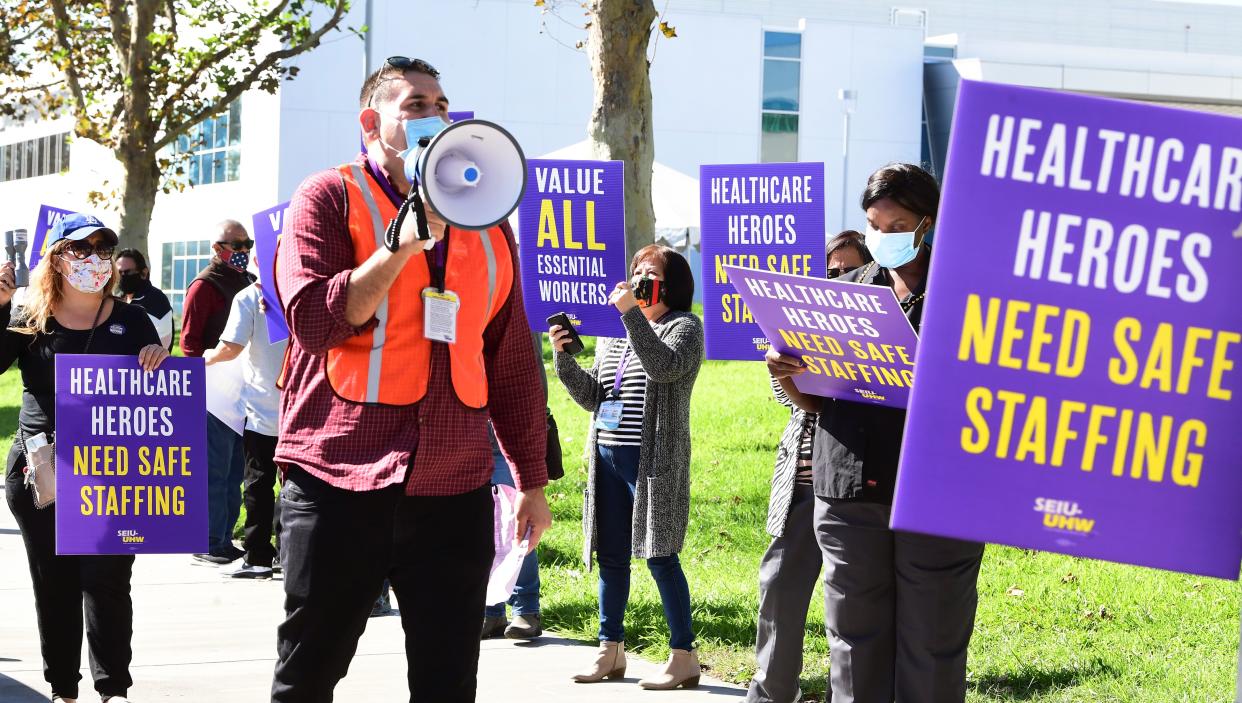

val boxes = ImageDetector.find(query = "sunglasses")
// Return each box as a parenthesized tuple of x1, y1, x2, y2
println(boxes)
(60, 240, 116, 261)
(216, 240, 254, 251)
(386, 56, 439, 75)
(826, 266, 858, 280)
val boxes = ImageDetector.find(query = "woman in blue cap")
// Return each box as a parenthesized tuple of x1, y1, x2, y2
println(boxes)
(3, 214, 168, 703)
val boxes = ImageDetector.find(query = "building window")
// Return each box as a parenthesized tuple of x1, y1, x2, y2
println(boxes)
(761, 31, 801, 163)
(0, 133, 71, 183)
(174, 100, 241, 186)
(161, 240, 215, 315)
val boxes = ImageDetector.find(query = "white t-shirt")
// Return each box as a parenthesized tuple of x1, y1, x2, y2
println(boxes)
(220, 285, 287, 436)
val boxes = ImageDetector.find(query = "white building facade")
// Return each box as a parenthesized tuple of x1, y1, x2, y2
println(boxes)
(2, 0, 1240, 313)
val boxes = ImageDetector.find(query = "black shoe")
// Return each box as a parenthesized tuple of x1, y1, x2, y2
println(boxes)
(481, 615, 508, 639)
(192, 552, 233, 565)
(226, 544, 246, 560)
(370, 592, 392, 617)
(505, 614, 543, 640)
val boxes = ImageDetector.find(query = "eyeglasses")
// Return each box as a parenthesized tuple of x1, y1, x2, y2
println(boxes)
(216, 240, 254, 251)
(60, 241, 116, 261)
(825, 266, 858, 280)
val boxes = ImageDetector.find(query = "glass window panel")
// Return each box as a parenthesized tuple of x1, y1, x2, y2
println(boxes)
(199, 119, 214, 151)
(173, 259, 185, 287)
(188, 154, 200, 184)
(211, 152, 226, 182)
(161, 244, 173, 288)
(33, 137, 44, 176)
(213, 115, 227, 149)
(761, 113, 799, 163)
(176, 134, 190, 153)
(174, 240, 185, 256)
(764, 31, 801, 59)
(226, 150, 240, 181)
(229, 101, 242, 145)
(762, 60, 800, 112)
(60, 134, 70, 172)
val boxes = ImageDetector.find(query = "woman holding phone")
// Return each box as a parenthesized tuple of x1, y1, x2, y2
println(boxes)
(3, 214, 167, 703)
(550, 245, 704, 691)
(766, 164, 985, 703)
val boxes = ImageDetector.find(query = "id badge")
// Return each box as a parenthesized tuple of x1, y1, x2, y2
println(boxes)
(595, 399, 624, 430)
(422, 288, 460, 343)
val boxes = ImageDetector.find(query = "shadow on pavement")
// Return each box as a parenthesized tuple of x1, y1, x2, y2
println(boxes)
(0, 673, 49, 702)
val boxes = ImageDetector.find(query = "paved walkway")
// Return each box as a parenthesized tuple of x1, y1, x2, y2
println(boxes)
(0, 486, 744, 701)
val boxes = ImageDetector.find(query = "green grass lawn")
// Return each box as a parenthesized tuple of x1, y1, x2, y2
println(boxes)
(1, 334, 1236, 701)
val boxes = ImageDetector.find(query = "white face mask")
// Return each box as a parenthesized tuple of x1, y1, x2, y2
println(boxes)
(63, 254, 113, 294)
(865, 217, 927, 269)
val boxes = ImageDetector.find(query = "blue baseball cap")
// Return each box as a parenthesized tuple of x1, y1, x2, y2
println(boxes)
(47, 213, 118, 248)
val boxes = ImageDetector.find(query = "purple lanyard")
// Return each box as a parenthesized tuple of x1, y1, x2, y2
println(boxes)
(611, 344, 633, 397)
(364, 154, 405, 207)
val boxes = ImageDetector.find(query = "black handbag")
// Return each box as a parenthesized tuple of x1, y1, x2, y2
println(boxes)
(545, 408, 564, 481)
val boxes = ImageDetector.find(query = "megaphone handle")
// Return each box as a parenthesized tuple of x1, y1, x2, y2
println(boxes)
(384, 191, 434, 253)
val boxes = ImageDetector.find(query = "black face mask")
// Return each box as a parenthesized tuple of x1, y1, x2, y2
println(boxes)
(118, 271, 144, 294)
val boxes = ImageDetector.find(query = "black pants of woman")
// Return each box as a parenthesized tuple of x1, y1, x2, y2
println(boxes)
(6, 461, 134, 701)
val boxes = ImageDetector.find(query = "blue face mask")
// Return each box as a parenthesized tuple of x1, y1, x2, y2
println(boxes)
(396, 116, 449, 160)
(865, 217, 927, 269)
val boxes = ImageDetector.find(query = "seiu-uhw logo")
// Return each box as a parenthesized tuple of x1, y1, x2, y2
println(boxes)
(854, 388, 886, 402)
(117, 529, 145, 544)
(1033, 498, 1094, 534)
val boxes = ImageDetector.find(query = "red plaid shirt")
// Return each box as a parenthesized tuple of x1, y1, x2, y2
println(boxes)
(274, 154, 548, 496)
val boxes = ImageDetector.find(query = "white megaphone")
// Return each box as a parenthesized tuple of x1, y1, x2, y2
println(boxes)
(406, 119, 527, 231)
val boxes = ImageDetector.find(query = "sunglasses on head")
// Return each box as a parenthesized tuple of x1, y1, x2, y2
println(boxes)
(61, 240, 116, 261)
(216, 240, 254, 251)
(386, 56, 439, 75)
(825, 266, 858, 280)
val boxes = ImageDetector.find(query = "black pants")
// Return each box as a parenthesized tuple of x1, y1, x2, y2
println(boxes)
(271, 466, 495, 703)
(5, 462, 134, 700)
(242, 430, 281, 568)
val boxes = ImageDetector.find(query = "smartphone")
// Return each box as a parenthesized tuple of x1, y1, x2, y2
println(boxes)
(546, 312, 585, 356)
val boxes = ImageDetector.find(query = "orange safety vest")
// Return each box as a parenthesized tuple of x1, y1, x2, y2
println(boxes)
(325, 163, 513, 408)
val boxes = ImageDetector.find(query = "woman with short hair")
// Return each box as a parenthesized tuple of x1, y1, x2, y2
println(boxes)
(766, 164, 986, 703)
(551, 244, 704, 691)
(3, 214, 168, 703)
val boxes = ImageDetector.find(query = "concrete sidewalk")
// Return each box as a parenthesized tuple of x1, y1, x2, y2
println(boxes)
(0, 486, 744, 701)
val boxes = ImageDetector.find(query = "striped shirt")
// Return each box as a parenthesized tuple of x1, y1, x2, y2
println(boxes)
(595, 339, 647, 446)
(773, 381, 815, 484)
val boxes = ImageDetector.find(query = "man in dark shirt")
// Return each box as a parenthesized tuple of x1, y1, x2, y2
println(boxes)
(271, 57, 550, 702)
(183, 220, 253, 564)
(114, 248, 174, 350)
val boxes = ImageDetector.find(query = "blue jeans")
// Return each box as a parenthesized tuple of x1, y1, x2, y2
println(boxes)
(207, 414, 246, 552)
(484, 430, 541, 617)
(595, 443, 695, 650)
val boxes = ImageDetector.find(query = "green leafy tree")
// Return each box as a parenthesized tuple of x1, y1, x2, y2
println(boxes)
(0, 0, 355, 256)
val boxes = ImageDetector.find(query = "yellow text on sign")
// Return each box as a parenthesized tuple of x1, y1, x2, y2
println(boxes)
(537, 199, 606, 251)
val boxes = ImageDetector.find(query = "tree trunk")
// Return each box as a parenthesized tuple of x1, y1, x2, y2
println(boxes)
(115, 147, 159, 259)
(586, 0, 657, 260)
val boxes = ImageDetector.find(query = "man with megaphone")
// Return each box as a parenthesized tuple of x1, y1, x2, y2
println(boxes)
(269, 56, 551, 703)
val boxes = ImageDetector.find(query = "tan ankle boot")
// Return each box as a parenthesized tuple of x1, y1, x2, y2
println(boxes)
(572, 640, 626, 683)
(638, 648, 701, 690)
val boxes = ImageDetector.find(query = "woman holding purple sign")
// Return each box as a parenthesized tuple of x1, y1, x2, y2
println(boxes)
(2, 214, 167, 703)
(766, 164, 985, 703)
(550, 244, 704, 691)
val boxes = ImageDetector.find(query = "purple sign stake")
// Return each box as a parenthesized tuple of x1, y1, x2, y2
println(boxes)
(892, 80, 1242, 579)
(519, 159, 628, 339)
(725, 265, 918, 408)
(55, 355, 208, 555)
(252, 202, 291, 344)
(700, 163, 826, 360)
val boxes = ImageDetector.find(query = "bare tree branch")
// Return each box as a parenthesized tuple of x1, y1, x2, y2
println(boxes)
(47, 0, 93, 138)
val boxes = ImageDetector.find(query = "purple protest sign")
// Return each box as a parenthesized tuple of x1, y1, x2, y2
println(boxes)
(725, 265, 918, 408)
(251, 202, 291, 344)
(892, 81, 1242, 579)
(700, 163, 826, 360)
(31, 204, 76, 271)
(518, 159, 628, 338)
(448, 111, 475, 123)
(55, 355, 208, 555)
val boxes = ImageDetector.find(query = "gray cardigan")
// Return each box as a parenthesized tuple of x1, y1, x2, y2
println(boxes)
(554, 307, 703, 565)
